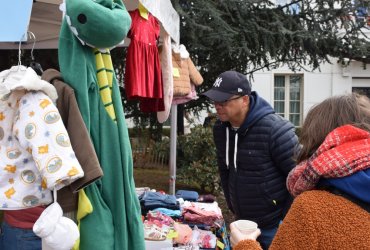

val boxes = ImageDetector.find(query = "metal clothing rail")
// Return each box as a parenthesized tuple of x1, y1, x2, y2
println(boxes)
(169, 104, 177, 195)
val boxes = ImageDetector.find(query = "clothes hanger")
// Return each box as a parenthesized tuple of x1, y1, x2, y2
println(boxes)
(27, 31, 44, 76)
(0, 36, 28, 94)
(0, 32, 53, 100)
(3, 34, 28, 77)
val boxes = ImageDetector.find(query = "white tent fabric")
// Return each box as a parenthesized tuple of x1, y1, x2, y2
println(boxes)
(0, 0, 179, 49)
(140, 0, 180, 45)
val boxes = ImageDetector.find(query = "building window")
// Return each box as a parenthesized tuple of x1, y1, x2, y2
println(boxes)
(275, 0, 300, 14)
(274, 75, 303, 126)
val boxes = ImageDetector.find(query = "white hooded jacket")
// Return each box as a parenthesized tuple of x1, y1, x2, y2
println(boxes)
(0, 66, 84, 209)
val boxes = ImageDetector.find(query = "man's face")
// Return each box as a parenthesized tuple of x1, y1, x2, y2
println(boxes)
(213, 95, 249, 123)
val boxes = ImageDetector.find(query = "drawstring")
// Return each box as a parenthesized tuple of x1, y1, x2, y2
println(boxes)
(226, 127, 238, 171)
(234, 133, 238, 171)
(53, 188, 57, 203)
(226, 127, 229, 169)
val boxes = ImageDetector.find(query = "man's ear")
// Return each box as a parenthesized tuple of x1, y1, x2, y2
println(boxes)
(243, 95, 250, 106)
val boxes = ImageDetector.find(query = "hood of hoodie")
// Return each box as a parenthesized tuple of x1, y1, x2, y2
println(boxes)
(320, 168, 370, 203)
(238, 91, 275, 133)
(0, 66, 57, 101)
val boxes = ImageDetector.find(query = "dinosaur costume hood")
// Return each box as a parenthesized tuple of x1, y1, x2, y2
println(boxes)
(58, 1, 144, 249)
(60, 0, 130, 48)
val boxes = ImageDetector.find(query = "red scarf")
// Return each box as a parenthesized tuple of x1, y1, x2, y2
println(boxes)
(287, 125, 370, 197)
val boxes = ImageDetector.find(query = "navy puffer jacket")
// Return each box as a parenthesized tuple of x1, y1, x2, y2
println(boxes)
(213, 92, 298, 228)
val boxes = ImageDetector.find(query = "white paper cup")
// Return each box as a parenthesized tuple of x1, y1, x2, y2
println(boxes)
(234, 220, 258, 234)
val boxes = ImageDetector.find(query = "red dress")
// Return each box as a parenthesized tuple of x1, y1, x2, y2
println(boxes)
(124, 9, 164, 112)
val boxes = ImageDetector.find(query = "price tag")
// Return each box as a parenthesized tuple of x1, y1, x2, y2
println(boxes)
(217, 240, 225, 249)
(173, 68, 180, 77)
(138, 3, 149, 20)
(166, 229, 178, 239)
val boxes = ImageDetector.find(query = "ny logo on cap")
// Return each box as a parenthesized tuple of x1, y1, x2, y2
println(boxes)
(238, 88, 243, 93)
(213, 77, 222, 87)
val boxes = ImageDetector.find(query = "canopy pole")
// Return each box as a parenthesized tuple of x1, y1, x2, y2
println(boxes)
(169, 104, 177, 195)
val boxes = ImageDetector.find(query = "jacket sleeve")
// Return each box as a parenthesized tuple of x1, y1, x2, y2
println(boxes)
(15, 92, 84, 191)
(41, 70, 103, 192)
(187, 58, 203, 86)
(233, 240, 262, 250)
(62, 85, 103, 192)
(270, 119, 299, 176)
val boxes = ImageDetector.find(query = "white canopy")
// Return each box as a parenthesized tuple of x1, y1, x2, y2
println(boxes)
(0, 0, 179, 49)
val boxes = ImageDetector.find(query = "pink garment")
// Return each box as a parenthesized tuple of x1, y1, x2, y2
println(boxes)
(182, 205, 222, 226)
(190, 226, 217, 248)
(173, 223, 192, 245)
(201, 234, 212, 248)
(157, 32, 173, 123)
(172, 83, 197, 105)
(146, 210, 174, 226)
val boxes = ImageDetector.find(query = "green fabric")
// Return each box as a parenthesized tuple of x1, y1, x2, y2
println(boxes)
(58, 0, 145, 249)
(64, 0, 129, 48)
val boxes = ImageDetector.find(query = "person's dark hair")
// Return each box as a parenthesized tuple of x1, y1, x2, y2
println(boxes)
(297, 93, 370, 163)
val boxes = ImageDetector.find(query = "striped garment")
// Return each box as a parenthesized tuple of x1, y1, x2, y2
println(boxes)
(287, 125, 370, 196)
(94, 48, 116, 122)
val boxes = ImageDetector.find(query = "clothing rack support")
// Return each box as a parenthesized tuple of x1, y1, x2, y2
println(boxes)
(169, 104, 177, 195)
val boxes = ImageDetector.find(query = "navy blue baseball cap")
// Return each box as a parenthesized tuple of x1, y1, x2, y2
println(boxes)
(202, 71, 251, 102)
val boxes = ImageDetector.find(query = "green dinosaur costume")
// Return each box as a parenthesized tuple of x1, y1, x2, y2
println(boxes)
(58, 0, 145, 249)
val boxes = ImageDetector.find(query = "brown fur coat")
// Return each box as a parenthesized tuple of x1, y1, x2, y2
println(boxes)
(234, 190, 370, 250)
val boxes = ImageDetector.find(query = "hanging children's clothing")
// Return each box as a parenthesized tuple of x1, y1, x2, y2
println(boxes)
(58, 0, 145, 248)
(42, 69, 103, 212)
(0, 66, 84, 209)
(124, 9, 164, 112)
(171, 44, 203, 99)
(2, 68, 103, 250)
(157, 32, 173, 123)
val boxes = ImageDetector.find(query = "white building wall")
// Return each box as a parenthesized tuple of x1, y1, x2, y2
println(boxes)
(251, 72, 273, 101)
(251, 58, 370, 121)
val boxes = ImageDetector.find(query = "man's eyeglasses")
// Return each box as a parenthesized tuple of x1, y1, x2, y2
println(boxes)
(213, 95, 244, 107)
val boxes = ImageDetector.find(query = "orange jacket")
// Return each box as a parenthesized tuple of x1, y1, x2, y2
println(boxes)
(234, 190, 370, 250)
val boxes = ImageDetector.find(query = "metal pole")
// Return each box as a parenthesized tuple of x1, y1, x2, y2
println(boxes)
(169, 104, 177, 195)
